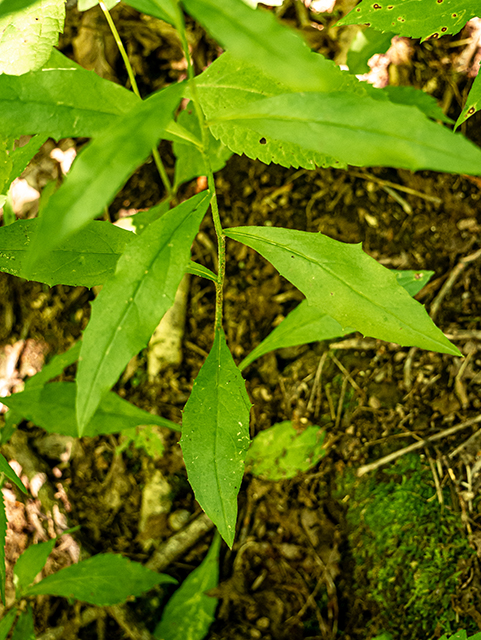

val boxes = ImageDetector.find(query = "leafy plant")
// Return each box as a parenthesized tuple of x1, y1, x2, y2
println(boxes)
(0, 0, 479, 632)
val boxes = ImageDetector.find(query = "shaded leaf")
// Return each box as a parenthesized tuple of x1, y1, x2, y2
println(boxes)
(1, 381, 180, 437)
(9, 135, 49, 184)
(245, 421, 326, 480)
(347, 27, 394, 75)
(14, 538, 56, 595)
(123, 0, 179, 23)
(225, 226, 460, 356)
(183, 0, 346, 93)
(25, 341, 81, 391)
(26, 82, 184, 272)
(24, 554, 177, 605)
(173, 107, 232, 190)
(0, 494, 6, 604)
(0, 0, 39, 18)
(0, 138, 13, 195)
(0, 49, 139, 139)
(181, 329, 251, 548)
(196, 53, 346, 170)
(0, 219, 133, 287)
(0, 454, 26, 494)
(211, 91, 481, 174)
(0, 0, 65, 75)
(154, 534, 220, 640)
(239, 270, 434, 369)
(383, 86, 453, 123)
(0, 609, 17, 640)
(11, 607, 34, 640)
(76, 192, 210, 433)
(337, 0, 479, 40)
(186, 261, 217, 282)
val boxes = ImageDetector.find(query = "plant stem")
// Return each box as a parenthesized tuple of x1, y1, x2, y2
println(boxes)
(176, 7, 225, 331)
(99, 1, 173, 198)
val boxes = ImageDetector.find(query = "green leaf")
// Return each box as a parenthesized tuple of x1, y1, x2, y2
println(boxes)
(173, 107, 232, 190)
(456, 65, 481, 129)
(0, 494, 6, 605)
(210, 91, 481, 174)
(245, 421, 326, 480)
(25, 341, 81, 391)
(0, 609, 17, 640)
(239, 270, 434, 369)
(347, 27, 394, 75)
(394, 269, 434, 296)
(129, 199, 170, 235)
(9, 135, 49, 184)
(14, 538, 56, 595)
(225, 226, 460, 356)
(26, 82, 184, 273)
(0, 219, 133, 287)
(183, 0, 345, 93)
(0, 0, 39, 19)
(239, 300, 348, 370)
(337, 0, 479, 40)
(24, 554, 177, 605)
(186, 261, 217, 282)
(123, 0, 180, 24)
(1, 382, 181, 437)
(76, 192, 210, 433)
(180, 328, 251, 548)
(0, 48, 139, 139)
(78, 0, 117, 11)
(382, 86, 453, 124)
(0, 453, 27, 494)
(0, 138, 13, 195)
(154, 534, 220, 640)
(0, 0, 65, 75)
(196, 53, 346, 170)
(11, 607, 34, 640)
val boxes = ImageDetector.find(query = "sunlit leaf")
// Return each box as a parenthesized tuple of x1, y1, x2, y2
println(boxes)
(225, 226, 460, 356)
(154, 534, 221, 640)
(1, 381, 181, 437)
(25, 82, 183, 273)
(0, 219, 133, 287)
(123, 0, 180, 24)
(0, 495, 6, 605)
(0, 48, 139, 140)
(337, 0, 479, 40)
(0, 453, 27, 494)
(211, 91, 481, 174)
(181, 329, 251, 548)
(76, 192, 210, 433)
(0, 0, 65, 75)
(11, 607, 34, 640)
(347, 27, 394, 74)
(24, 554, 177, 605)
(0, 609, 17, 640)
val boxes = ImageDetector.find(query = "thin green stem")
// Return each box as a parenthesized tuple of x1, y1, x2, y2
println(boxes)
(99, 1, 173, 198)
(176, 8, 225, 330)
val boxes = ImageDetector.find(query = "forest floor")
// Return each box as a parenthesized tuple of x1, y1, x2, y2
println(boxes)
(1, 2, 481, 639)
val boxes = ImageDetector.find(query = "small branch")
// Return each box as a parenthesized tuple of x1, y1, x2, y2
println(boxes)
(356, 414, 481, 477)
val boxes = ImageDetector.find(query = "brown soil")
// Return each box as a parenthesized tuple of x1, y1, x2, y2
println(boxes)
(1, 3, 481, 640)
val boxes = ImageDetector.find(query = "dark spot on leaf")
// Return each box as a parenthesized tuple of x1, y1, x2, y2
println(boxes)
(441, 26, 447, 31)
(259, 138, 267, 145)
(436, 0, 443, 3)
(356, 6, 361, 10)
(387, 4, 394, 8)
(432, 32, 439, 38)
(452, 12, 457, 17)
(468, 106, 476, 115)
(397, 16, 405, 21)
(373, 3, 382, 8)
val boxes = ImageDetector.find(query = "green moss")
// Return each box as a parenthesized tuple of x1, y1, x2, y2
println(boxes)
(339, 455, 476, 639)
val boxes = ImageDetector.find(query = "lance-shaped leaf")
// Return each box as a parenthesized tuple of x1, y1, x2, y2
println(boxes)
(0, 49, 139, 139)
(24, 554, 176, 605)
(154, 534, 221, 640)
(0, 0, 65, 76)
(76, 192, 210, 433)
(14, 538, 56, 595)
(337, 0, 479, 40)
(0, 219, 133, 287)
(210, 91, 481, 175)
(0, 610, 17, 640)
(0, 453, 27, 494)
(1, 382, 180, 437)
(0, 495, 5, 605)
(456, 66, 481, 129)
(239, 270, 434, 369)
(225, 226, 460, 357)
(26, 83, 184, 273)
(11, 607, 34, 640)
(181, 329, 251, 548)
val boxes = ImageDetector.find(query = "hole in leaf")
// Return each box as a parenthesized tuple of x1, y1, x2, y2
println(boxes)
(259, 138, 267, 145)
